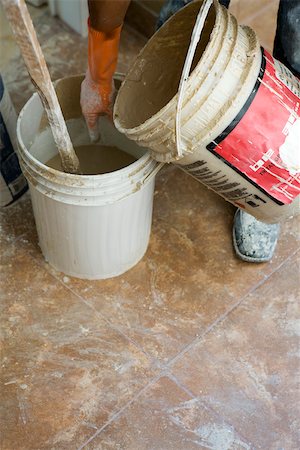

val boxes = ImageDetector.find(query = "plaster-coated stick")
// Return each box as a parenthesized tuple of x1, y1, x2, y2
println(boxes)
(1, 0, 80, 174)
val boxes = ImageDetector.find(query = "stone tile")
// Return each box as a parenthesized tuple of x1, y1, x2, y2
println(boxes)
(1, 3, 298, 450)
(0, 2, 45, 68)
(83, 376, 252, 450)
(0, 245, 157, 450)
(0, 192, 40, 262)
(38, 167, 300, 363)
(242, 0, 279, 51)
(229, 0, 278, 24)
(171, 253, 300, 449)
(1, 2, 299, 449)
(0, 3, 21, 69)
(0, 4, 87, 112)
(0, 6, 145, 113)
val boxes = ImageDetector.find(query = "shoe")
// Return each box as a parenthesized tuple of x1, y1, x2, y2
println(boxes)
(233, 209, 280, 263)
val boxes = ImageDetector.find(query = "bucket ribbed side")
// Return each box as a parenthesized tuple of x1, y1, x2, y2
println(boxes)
(114, 0, 299, 223)
(16, 76, 158, 279)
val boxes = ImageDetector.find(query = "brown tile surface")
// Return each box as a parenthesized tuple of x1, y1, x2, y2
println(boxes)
(243, 0, 279, 51)
(0, 192, 38, 254)
(170, 253, 300, 449)
(0, 5, 145, 113)
(0, 3, 49, 68)
(33, 167, 300, 363)
(229, 0, 279, 24)
(1, 4, 85, 113)
(1, 2, 299, 449)
(2, 168, 300, 368)
(0, 244, 157, 449)
(82, 376, 252, 450)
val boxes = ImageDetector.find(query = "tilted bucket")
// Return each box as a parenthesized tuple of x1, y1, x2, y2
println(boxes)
(17, 75, 159, 279)
(114, 0, 300, 223)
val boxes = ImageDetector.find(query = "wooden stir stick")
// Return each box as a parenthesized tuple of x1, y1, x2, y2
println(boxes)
(2, 0, 81, 174)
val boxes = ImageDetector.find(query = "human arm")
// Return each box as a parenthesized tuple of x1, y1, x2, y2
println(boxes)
(81, 0, 131, 141)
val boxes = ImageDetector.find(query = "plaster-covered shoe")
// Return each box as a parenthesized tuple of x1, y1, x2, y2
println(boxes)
(233, 209, 280, 263)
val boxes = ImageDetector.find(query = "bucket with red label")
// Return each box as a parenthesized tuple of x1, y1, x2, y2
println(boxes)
(114, 0, 300, 223)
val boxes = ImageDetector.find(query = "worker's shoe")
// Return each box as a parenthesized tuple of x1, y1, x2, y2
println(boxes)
(233, 209, 280, 263)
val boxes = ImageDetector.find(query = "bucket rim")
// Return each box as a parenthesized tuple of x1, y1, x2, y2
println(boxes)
(114, 0, 221, 135)
(17, 91, 157, 194)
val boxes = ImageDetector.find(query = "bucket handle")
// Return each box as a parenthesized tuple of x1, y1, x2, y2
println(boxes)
(142, 161, 165, 184)
(175, 0, 214, 159)
(114, 72, 126, 81)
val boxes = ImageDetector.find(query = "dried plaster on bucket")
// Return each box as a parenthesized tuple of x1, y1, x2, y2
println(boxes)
(114, 0, 300, 224)
(17, 75, 159, 279)
(115, 3, 218, 131)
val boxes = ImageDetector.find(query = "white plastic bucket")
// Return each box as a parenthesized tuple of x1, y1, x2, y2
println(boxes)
(114, 0, 300, 223)
(17, 75, 159, 279)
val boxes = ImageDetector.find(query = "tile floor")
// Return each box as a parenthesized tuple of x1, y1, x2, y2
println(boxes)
(1, 1, 299, 449)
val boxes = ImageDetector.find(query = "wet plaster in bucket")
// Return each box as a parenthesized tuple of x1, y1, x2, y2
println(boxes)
(28, 118, 144, 178)
(46, 145, 137, 175)
(114, 1, 216, 130)
(18, 109, 157, 279)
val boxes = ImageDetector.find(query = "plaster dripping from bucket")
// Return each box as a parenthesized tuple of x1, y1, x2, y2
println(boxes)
(0, 75, 28, 207)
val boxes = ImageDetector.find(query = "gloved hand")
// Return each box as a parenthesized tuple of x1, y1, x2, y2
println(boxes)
(80, 19, 122, 141)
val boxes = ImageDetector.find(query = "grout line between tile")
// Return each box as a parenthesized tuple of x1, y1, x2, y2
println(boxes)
(165, 371, 195, 398)
(23, 232, 299, 448)
(21, 249, 173, 447)
(166, 372, 255, 448)
(45, 267, 162, 368)
(77, 371, 165, 450)
(19, 233, 160, 367)
(163, 248, 300, 370)
(28, 236, 299, 367)
(79, 370, 255, 450)
(78, 249, 299, 448)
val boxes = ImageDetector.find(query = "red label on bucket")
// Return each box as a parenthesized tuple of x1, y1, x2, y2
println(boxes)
(207, 50, 300, 205)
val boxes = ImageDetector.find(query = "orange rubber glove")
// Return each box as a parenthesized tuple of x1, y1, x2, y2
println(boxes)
(81, 19, 122, 141)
